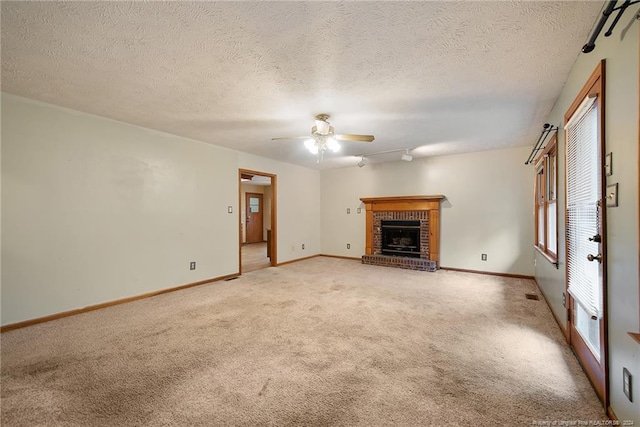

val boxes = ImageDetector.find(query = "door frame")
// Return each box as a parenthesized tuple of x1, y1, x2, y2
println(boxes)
(636, 23, 640, 345)
(238, 169, 277, 274)
(563, 60, 608, 406)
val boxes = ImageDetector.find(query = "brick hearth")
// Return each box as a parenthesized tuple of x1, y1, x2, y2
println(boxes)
(362, 254, 437, 272)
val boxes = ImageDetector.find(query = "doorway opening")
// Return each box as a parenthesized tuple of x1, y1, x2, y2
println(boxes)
(239, 169, 277, 274)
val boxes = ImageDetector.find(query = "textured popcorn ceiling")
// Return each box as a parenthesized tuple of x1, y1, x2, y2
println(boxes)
(1, 1, 603, 169)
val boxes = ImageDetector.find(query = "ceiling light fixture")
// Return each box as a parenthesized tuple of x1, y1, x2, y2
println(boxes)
(401, 149, 413, 162)
(355, 147, 416, 167)
(304, 135, 340, 163)
(273, 114, 372, 164)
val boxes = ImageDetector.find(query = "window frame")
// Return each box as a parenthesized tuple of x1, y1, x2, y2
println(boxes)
(534, 134, 559, 266)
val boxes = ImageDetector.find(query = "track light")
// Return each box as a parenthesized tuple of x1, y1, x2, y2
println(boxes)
(355, 147, 415, 167)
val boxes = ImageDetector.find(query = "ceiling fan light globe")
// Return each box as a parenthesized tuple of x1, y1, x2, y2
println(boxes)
(327, 138, 340, 153)
(304, 138, 318, 154)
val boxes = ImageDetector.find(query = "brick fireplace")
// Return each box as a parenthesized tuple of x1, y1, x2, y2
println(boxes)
(360, 195, 444, 271)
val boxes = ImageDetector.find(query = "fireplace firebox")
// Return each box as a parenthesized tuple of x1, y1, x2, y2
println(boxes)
(381, 220, 421, 258)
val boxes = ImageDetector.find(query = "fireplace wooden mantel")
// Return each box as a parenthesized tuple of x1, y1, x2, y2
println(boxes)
(360, 195, 445, 266)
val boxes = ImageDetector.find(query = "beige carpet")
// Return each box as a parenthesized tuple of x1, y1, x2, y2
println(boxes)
(1, 257, 606, 426)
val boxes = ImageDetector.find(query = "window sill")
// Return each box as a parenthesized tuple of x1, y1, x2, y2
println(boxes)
(534, 245, 559, 268)
(629, 332, 640, 345)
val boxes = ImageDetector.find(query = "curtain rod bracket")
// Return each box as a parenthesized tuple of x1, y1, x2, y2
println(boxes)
(525, 123, 558, 165)
(582, 0, 640, 53)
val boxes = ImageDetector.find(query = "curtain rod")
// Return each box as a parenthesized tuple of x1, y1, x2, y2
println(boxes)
(524, 124, 558, 165)
(582, 0, 640, 53)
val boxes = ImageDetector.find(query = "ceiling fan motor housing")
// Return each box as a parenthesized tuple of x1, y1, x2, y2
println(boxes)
(312, 124, 334, 136)
(313, 114, 333, 135)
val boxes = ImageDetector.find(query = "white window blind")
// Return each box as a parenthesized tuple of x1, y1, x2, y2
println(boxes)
(536, 166, 545, 247)
(565, 95, 601, 318)
(547, 201, 557, 253)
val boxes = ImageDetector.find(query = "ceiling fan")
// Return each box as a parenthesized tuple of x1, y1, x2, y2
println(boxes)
(272, 114, 375, 163)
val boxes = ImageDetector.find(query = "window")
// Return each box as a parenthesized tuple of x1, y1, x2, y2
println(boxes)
(534, 134, 558, 264)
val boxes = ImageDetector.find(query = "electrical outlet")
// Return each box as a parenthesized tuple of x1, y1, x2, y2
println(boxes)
(562, 292, 566, 307)
(190, 261, 196, 270)
(302, 244, 305, 250)
(347, 243, 351, 249)
(291, 245, 295, 252)
(623, 367, 632, 402)
(357, 208, 362, 214)
(347, 208, 351, 214)
(481, 254, 487, 261)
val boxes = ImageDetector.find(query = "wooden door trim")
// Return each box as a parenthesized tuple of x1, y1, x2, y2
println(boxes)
(570, 325, 606, 400)
(637, 23, 640, 338)
(563, 60, 608, 406)
(238, 169, 277, 274)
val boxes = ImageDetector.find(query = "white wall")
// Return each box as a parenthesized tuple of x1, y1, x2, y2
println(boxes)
(0, 95, 3, 324)
(321, 146, 534, 276)
(535, 12, 639, 421)
(1, 94, 322, 325)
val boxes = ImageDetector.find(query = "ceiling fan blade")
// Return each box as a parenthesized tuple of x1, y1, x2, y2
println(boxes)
(271, 136, 309, 141)
(334, 134, 375, 142)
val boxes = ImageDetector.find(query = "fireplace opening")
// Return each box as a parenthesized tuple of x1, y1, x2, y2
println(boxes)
(381, 220, 421, 258)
